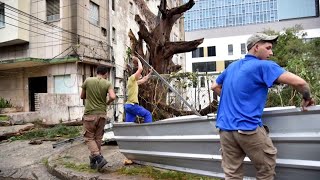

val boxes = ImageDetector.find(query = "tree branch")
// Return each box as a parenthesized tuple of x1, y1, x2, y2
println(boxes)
(158, 102, 194, 117)
(158, 0, 167, 19)
(128, 29, 144, 58)
(135, 15, 154, 47)
(133, 0, 157, 29)
(163, 38, 204, 59)
(167, 0, 195, 17)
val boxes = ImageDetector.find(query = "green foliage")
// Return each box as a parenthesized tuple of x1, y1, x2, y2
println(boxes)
(63, 162, 96, 173)
(118, 166, 217, 180)
(41, 157, 49, 167)
(9, 125, 82, 141)
(169, 72, 199, 89)
(264, 26, 320, 107)
(125, 47, 132, 63)
(0, 115, 9, 121)
(0, 97, 13, 108)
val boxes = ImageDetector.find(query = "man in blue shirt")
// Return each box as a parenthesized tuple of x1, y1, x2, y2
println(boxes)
(211, 33, 315, 179)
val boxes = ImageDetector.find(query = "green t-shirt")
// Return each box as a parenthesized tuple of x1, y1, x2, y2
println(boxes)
(82, 77, 112, 115)
(126, 75, 139, 104)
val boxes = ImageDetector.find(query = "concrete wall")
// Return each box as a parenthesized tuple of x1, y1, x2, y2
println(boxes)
(0, 62, 82, 111)
(38, 93, 83, 124)
(0, 0, 30, 46)
(0, 0, 112, 61)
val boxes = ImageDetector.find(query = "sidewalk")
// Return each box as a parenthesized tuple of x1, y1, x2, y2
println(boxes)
(0, 140, 151, 180)
(47, 141, 151, 180)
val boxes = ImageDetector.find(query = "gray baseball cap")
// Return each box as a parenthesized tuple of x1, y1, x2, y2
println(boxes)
(247, 33, 278, 51)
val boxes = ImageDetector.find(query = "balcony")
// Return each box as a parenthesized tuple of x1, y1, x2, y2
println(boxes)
(0, 0, 30, 47)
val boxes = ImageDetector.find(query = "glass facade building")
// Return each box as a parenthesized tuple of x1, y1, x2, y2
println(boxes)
(184, 0, 319, 31)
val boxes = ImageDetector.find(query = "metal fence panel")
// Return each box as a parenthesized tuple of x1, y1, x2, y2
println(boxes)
(113, 106, 320, 179)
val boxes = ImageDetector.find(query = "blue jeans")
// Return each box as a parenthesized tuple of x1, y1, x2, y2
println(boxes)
(124, 104, 152, 123)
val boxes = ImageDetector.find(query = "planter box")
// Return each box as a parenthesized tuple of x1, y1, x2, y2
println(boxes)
(0, 108, 18, 114)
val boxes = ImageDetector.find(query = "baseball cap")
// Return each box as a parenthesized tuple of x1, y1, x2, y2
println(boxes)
(246, 33, 278, 51)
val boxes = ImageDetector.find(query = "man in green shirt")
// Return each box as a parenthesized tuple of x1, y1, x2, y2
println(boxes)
(124, 56, 153, 123)
(81, 65, 116, 171)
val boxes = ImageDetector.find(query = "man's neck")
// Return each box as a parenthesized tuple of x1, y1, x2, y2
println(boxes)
(97, 74, 105, 79)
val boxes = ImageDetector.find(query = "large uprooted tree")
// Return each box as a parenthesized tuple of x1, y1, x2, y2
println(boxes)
(128, 0, 217, 120)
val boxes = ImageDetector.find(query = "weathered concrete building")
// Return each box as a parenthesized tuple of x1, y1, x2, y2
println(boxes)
(0, 0, 185, 123)
(0, 0, 113, 124)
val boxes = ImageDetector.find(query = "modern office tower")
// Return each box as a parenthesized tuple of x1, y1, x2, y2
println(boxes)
(184, 0, 319, 31)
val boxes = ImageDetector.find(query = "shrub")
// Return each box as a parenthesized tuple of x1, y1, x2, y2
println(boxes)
(0, 97, 13, 108)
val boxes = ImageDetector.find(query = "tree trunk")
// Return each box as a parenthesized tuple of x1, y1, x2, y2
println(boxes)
(129, 0, 216, 120)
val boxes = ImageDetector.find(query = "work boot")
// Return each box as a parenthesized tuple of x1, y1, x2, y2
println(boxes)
(89, 155, 97, 169)
(93, 155, 108, 171)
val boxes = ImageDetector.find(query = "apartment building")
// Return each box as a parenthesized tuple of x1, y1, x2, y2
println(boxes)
(0, 0, 113, 123)
(0, 0, 186, 123)
(183, 0, 320, 109)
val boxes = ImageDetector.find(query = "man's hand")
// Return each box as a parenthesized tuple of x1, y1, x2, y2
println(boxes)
(148, 68, 153, 75)
(132, 56, 139, 67)
(302, 98, 315, 111)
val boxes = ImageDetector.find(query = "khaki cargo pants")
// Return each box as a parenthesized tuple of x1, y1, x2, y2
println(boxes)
(219, 126, 277, 180)
(82, 114, 108, 156)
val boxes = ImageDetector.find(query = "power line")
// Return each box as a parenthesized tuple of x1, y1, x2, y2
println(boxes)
(4, 10, 73, 41)
(3, 13, 76, 44)
(3, 3, 112, 47)
(0, 20, 74, 44)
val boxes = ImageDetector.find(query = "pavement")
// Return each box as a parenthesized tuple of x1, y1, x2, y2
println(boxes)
(0, 139, 152, 180)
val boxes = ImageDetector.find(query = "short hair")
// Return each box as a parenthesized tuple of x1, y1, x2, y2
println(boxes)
(96, 65, 108, 75)
(130, 67, 138, 76)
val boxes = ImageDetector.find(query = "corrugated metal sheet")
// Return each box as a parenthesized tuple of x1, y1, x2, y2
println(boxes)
(113, 106, 320, 179)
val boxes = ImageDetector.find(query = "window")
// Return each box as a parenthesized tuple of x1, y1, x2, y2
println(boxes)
(240, 43, 246, 54)
(228, 44, 233, 55)
(112, 0, 115, 11)
(89, 1, 99, 26)
(200, 77, 205, 87)
(192, 47, 204, 58)
(101, 27, 107, 36)
(192, 62, 216, 72)
(0, 3, 5, 28)
(46, 0, 60, 22)
(207, 46, 216, 56)
(112, 27, 116, 43)
(129, 2, 133, 14)
(54, 75, 77, 94)
(224, 60, 235, 69)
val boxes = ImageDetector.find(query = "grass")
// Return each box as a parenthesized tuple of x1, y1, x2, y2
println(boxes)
(0, 115, 9, 121)
(8, 125, 82, 141)
(41, 157, 49, 166)
(118, 166, 218, 180)
(63, 161, 97, 173)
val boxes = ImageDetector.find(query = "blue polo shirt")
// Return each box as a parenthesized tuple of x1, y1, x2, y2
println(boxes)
(216, 54, 285, 131)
